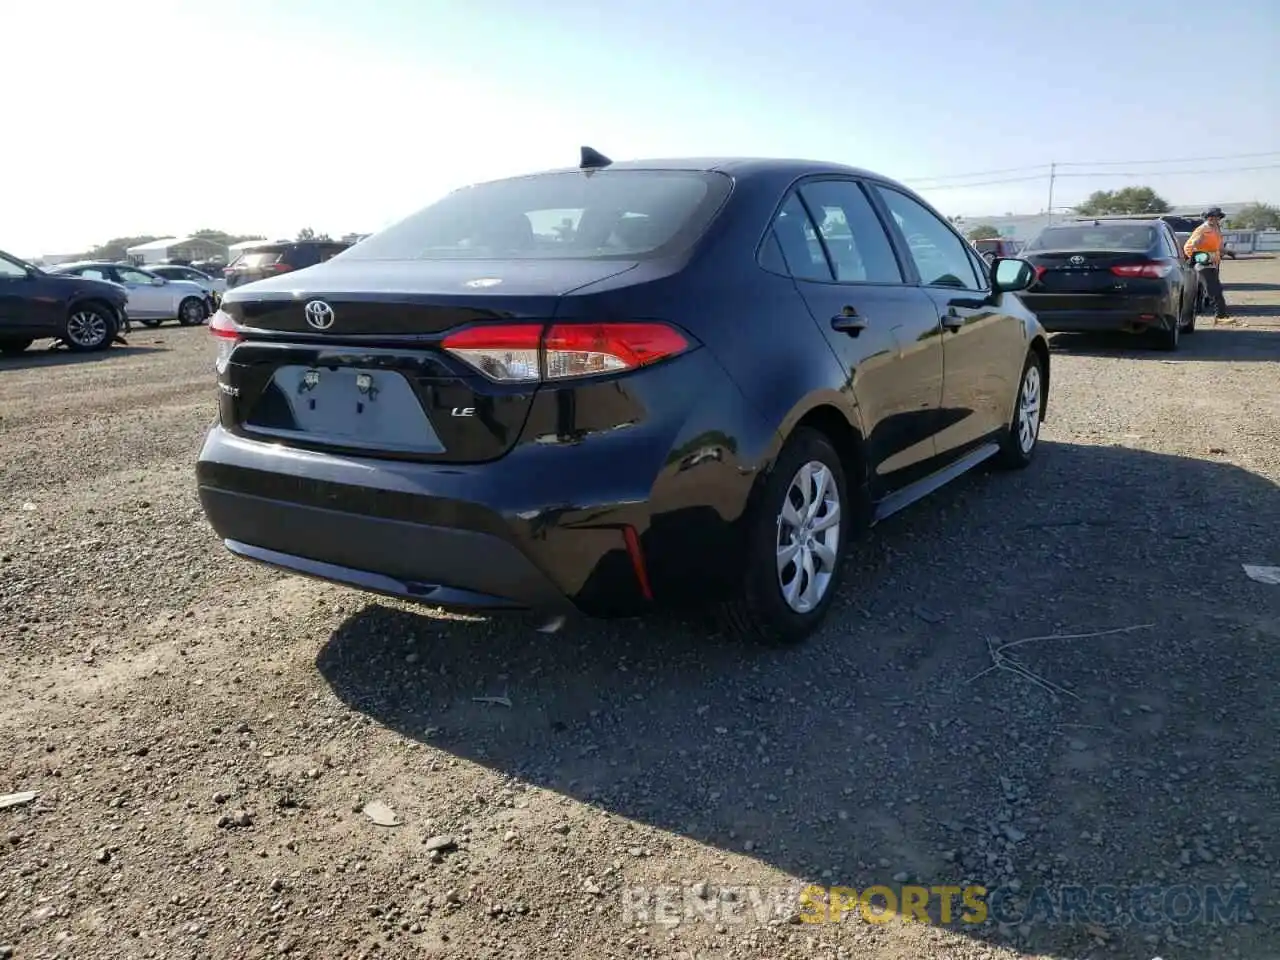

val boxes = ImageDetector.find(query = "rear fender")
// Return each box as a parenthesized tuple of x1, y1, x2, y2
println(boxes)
(743, 389, 869, 533)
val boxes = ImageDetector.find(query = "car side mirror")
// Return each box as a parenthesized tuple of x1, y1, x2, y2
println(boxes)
(991, 257, 1035, 293)
(151, 276, 166, 286)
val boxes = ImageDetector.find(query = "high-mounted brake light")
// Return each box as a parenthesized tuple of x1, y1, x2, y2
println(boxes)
(441, 322, 691, 383)
(1111, 262, 1173, 279)
(209, 310, 242, 373)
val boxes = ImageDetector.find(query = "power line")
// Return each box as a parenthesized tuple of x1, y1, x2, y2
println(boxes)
(902, 165, 1048, 184)
(916, 162, 1280, 190)
(902, 150, 1280, 185)
(1058, 150, 1280, 168)
(908, 173, 1052, 189)
(1055, 163, 1280, 178)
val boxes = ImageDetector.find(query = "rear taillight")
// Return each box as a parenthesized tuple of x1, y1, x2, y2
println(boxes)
(1111, 262, 1173, 279)
(1033, 265, 1048, 282)
(264, 262, 292, 273)
(209, 310, 242, 373)
(441, 322, 691, 384)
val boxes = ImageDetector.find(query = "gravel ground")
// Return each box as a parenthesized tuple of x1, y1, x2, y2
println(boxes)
(2, 260, 1278, 960)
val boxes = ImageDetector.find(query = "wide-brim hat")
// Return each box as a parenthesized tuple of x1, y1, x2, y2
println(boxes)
(1203, 206, 1226, 219)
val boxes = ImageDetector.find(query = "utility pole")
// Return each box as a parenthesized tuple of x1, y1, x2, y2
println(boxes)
(1046, 161, 1057, 223)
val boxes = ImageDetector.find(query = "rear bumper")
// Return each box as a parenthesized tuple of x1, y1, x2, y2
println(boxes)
(1022, 293, 1174, 333)
(195, 346, 771, 619)
(205, 489, 574, 613)
(197, 427, 643, 616)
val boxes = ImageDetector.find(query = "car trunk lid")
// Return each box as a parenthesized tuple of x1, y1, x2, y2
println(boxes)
(215, 258, 640, 464)
(1025, 250, 1156, 294)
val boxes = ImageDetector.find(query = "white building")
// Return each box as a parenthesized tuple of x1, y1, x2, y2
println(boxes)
(126, 236, 229, 264)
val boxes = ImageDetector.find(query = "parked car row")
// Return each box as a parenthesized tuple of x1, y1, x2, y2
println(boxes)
(48, 262, 216, 329)
(0, 238, 360, 355)
(0, 250, 130, 353)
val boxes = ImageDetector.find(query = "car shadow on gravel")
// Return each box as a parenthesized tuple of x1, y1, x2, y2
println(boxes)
(1051, 326, 1279, 361)
(0, 343, 168, 370)
(317, 441, 1280, 959)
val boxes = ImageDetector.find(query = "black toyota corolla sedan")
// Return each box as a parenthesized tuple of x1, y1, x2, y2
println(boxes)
(196, 149, 1048, 645)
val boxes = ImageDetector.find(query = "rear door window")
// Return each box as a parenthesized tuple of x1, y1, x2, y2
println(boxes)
(767, 193, 832, 282)
(798, 180, 902, 283)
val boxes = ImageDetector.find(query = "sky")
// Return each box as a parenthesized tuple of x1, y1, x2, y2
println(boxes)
(3, 0, 1278, 256)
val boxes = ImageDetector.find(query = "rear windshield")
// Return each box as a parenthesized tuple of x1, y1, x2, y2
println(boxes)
(1026, 225, 1156, 252)
(341, 170, 733, 261)
(231, 248, 284, 268)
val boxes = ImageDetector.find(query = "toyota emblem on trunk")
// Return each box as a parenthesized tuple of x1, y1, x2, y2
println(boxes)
(1069, 255, 1085, 265)
(304, 300, 335, 330)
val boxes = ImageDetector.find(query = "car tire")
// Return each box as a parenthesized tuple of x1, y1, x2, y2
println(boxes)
(1155, 314, 1180, 351)
(0, 339, 33, 356)
(1181, 292, 1197, 335)
(62, 303, 117, 352)
(994, 350, 1045, 470)
(178, 297, 208, 326)
(719, 427, 849, 646)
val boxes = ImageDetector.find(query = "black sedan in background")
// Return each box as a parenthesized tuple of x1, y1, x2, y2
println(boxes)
(0, 249, 129, 354)
(1019, 219, 1198, 350)
(196, 150, 1048, 646)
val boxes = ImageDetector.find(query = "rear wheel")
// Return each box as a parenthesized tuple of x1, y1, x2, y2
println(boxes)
(1155, 313, 1180, 351)
(63, 304, 116, 352)
(994, 350, 1044, 470)
(719, 428, 849, 646)
(1181, 291, 1197, 335)
(178, 297, 208, 326)
(0, 338, 33, 356)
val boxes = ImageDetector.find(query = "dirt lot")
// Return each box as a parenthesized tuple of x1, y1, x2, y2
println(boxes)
(2, 260, 1278, 960)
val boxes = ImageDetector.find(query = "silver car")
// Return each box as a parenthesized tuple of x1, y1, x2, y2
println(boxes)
(49, 262, 212, 326)
(147, 263, 227, 299)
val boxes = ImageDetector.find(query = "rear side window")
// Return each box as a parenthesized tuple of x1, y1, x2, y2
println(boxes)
(798, 180, 902, 283)
(1026, 225, 1156, 252)
(342, 170, 732, 261)
(768, 194, 831, 281)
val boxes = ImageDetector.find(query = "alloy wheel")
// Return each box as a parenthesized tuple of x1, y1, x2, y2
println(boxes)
(67, 310, 109, 348)
(1017, 364, 1042, 454)
(775, 460, 841, 614)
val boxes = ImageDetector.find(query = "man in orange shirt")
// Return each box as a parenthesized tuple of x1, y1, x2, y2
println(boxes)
(1183, 207, 1231, 321)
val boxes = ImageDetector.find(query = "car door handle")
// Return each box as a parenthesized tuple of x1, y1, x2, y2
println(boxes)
(831, 310, 868, 336)
(941, 309, 964, 331)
